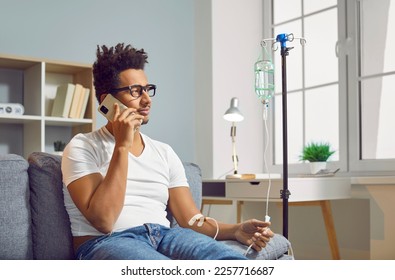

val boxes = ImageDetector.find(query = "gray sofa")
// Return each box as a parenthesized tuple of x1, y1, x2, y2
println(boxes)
(0, 152, 292, 260)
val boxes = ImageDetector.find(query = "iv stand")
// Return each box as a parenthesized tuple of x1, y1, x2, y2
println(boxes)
(277, 34, 293, 239)
(259, 33, 305, 239)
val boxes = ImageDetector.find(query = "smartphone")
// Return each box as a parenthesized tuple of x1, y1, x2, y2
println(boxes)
(98, 94, 128, 121)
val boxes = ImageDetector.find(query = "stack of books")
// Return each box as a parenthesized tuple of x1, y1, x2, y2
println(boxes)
(51, 83, 90, 119)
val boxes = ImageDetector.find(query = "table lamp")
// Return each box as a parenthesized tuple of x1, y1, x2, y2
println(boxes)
(223, 97, 244, 179)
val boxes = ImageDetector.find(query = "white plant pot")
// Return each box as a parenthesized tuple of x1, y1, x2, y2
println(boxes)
(309, 162, 327, 174)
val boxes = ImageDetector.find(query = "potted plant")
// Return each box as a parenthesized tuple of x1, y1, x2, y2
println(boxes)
(300, 142, 335, 174)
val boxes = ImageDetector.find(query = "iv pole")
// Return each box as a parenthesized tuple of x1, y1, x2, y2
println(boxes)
(259, 33, 305, 239)
(277, 34, 292, 239)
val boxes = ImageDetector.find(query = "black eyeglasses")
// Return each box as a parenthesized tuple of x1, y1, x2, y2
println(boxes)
(109, 84, 156, 99)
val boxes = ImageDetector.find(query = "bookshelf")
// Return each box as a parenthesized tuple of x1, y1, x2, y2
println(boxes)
(0, 53, 96, 158)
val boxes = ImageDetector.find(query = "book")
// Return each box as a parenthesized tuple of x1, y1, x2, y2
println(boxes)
(51, 83, 76, 117)
(68, 83, 84, 118)
(74, 86, 87, 118)
(78, 87, 90, 119)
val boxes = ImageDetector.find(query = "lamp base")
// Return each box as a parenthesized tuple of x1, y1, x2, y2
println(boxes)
(225, 173, 243, 179)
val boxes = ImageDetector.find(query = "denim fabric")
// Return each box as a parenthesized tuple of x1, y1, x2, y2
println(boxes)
(76, 224, 248, 260)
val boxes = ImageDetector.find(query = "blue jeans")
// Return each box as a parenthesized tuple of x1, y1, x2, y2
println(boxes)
(76, 223, 248, 260)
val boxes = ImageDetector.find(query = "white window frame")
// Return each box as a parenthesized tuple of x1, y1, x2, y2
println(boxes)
(347, 0, 395, 174)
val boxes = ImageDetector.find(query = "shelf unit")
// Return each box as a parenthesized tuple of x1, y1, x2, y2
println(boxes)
(0, 53, 96, 158)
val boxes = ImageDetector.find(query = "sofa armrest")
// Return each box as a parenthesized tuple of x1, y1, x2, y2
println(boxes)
(0, 154, 33, 260)
(28, 152, 74, 260)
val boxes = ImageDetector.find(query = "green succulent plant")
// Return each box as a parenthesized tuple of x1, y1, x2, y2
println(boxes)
(300, 142, 335, 162)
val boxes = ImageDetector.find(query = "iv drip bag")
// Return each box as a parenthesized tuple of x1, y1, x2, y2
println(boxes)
(255, 59, 274, 101)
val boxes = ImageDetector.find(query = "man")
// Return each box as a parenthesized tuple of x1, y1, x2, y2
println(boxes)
(61, 43, 274, 260)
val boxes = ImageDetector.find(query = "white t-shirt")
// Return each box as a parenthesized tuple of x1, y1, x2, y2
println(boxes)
(61, 127, 189, 236)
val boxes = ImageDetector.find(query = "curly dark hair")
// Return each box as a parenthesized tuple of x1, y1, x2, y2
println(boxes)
(92, 43, 148, 102)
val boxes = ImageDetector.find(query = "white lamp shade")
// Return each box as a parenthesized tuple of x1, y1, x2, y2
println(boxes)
(223, 97, 244, 122)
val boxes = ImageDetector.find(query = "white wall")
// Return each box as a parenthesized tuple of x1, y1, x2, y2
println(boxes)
(195, 0, 265, 179)
(194, 0, 214, 177)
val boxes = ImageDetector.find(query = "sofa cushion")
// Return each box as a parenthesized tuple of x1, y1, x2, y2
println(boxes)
(0, 154, 33, 259)
(28, 152, 74, 260)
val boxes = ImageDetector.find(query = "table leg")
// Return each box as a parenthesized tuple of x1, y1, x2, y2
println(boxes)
(319, 200, 340, 260)
(288, 200, 340, 260)
(237, 201, 244, 223)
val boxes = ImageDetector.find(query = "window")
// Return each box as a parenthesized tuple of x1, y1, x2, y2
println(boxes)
(264, 0, 395, 174)
(350, 0, 395, 172)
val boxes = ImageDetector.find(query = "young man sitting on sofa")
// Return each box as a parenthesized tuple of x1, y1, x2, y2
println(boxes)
(61, 43, 274, 260)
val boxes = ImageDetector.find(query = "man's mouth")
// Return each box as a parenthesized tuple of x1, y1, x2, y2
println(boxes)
(137, 108, 150, 116)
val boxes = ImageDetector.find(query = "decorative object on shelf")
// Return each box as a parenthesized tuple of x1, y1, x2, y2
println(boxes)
(223, 97, 244, 179)
(53, 140, 66, 155)
(299, 141, 336, 174)
(0, 103, 24, 115)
